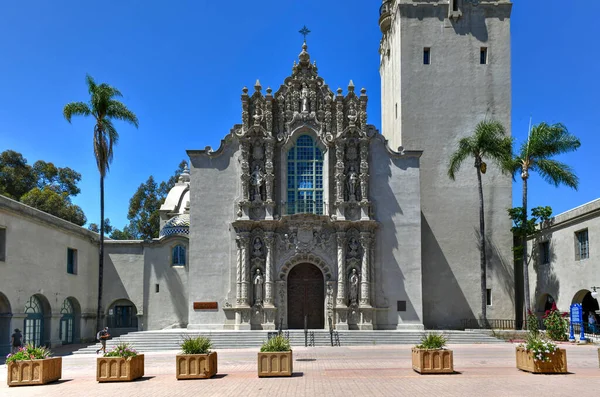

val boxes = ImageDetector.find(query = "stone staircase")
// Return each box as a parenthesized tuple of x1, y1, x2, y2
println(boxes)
(73, 329, 503, 354)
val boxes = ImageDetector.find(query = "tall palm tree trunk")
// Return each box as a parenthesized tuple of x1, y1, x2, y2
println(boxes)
(476, 164, 487, 326)
(97, 175, 105, 333)
(521, 175, 531, 321)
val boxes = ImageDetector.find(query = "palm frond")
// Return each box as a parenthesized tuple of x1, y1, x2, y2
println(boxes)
(535, 159, 579, 189)
(527, 122, 581, 159)
(86, 74, 97, 95)
(93, 127, 110, 177)
(107, 100, 139, 128)
(63, 102, 92, 122)
(447, 136, 474, 180)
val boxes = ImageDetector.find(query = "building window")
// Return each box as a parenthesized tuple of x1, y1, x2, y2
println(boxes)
(480, 47, 488, 64)
(395, 103, 398, 119)
(172, 245, 186, 266)
(539, 241, 550, 265)
(286, 135, 324, 215)
(67, 248, 77, 274)
(486, 289, 492, 306)
(0, 227, 5, 262)
(423, 48, 431, 65)
(452, 0, 459, 12)
(575, 229, 589, 260)
(155, 284, 160, 293)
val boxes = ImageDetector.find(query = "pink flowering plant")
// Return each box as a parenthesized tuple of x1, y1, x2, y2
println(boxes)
(542, 302, 569, 341)
(103, 343, 138, 358)
(6, 343, 51, 364)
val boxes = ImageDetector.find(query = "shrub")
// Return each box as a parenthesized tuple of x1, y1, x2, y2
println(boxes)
(543, 303, 568, 341)
(526, 310, 539, 337)
(104, 343, 138, 358)
(180, 335, 212, 355)
(416, 333, 447, 350)
(260, 334, 291, 352)
(5, 344, 51, 364)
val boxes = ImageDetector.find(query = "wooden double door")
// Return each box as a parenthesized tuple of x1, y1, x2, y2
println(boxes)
(287, 263, 325, 329)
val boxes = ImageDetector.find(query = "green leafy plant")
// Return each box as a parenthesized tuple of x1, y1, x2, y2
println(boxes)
(260, 334, 291, 352)
(5, 344, 51, 364)
(523, 336, 559, 363)
(526, 310, 539, 337)
(180, 335, 212, 355)
(103, 343, 138, 358)
(416, 333, 447, 350)
(543, 302, 568, 341)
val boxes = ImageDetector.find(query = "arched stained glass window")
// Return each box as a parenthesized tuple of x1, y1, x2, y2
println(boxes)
(287, 135, 323, 215)
(172, 245, 186, 266)
(24, 295, 43, 347)
(60, 298, 74, 344)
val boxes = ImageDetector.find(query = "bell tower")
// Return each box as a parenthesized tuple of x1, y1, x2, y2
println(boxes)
(378, 0, 516, 328)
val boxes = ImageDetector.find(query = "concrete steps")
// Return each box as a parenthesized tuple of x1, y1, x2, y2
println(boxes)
(73, 329, 503, 354)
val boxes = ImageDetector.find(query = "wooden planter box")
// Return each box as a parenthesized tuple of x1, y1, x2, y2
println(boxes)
(7, 357, 62, 387)
(176, 352, 218, 379)
(257, 351, 293, 377)
(412, 348, 454, 374)
(97, 354, 144, 382)
(515, 346, 567, 374)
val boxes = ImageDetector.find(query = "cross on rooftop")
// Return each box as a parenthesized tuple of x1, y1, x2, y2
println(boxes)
(299, 25, 311, 42)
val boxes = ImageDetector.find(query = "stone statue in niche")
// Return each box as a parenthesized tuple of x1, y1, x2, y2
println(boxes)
(301, 84, 310, 113)
(254, 268, 264, 305)
(346, 166, 359, 201)
(252, 237, 263, 257)
(348, 237, 360, 257)
(253, 106, 263, 126)
(250, 165, 265, 201)
(348, 268, 359, 306)
(347, 102, 358, 124)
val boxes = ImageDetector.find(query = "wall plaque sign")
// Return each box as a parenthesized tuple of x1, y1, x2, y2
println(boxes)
(193, 302, 218, 310)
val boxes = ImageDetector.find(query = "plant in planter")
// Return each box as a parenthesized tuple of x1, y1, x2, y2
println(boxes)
(543, 302, 569, 341)
(176, 335, 217, 380)
(6, 344, 62, 387)
(97, 343, 144, 382)
(516, 311, 567, 373)
(412, 333, 454, 374)
(257, 334, 293, 377)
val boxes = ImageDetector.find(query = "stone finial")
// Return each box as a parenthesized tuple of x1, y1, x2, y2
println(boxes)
(178, 162, 191, 184)
(360, 88, 367, 96)
(348, 80, 355, 92)
(266, 87, 272, 95)
(298, 41, 310, 65)
(336, 87, 343, 97)
(242, 86, 249, 95)
(254, 79, 262, 92)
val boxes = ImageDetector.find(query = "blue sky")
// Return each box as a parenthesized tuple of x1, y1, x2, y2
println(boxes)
(0, 0, 597, 229)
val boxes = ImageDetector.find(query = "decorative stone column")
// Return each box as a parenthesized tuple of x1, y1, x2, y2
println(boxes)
(264, 232, 275, 306)
(359, 232, 371, 307)
(359, 141, 369, 202)
(238, 233, 250, 306)
(240, 143, 250, 202)
(336, 231, 347, 306)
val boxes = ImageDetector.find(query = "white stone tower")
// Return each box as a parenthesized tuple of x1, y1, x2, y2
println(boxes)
(378, 0, 515, 328)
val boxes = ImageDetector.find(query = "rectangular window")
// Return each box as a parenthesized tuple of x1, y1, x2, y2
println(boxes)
(452, 0, 459, 12)
(423, 48, 430, 65)
(575, 229, 589, 260)
(480, 47, 488, 64)
(395, 103, 398, 119)
(486, 289, 492, 306)
(539, 241, 550, 265)
(155, 284, 160, 293)
(67, 248, 77, 274)
(397, 301, 406, 312)
(0, 227, 5, 262)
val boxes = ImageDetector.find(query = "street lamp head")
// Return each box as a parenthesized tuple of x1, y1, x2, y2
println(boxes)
(591, 286, 598, 299)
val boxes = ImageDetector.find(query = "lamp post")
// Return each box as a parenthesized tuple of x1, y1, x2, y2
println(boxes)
(591, 286, 599, 299)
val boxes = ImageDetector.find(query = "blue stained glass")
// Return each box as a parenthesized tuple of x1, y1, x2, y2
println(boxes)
(286, 134, 323, 215)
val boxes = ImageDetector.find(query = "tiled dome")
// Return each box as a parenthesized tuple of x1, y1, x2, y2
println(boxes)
(159, 214, 190, 238)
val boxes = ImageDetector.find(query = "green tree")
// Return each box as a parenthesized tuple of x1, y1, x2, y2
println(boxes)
(88, 218, 113, 234)
(21, 187, 87, 226)
(0, 150, 37, 200)
(33, 160, 81, 196)
(508, 206, 553, 264)
(63, 74, 138, 334)
(448, 120, 513, 325)
(509, 122, 580, 314)
(108, 226, 135, 240)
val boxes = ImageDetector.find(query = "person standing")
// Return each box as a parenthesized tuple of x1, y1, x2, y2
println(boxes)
(11, 328, 22, 353)
(588, 312, 597, 334)
(96, 327, 110, 354)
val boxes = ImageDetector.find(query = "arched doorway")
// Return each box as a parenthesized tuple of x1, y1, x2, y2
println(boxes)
(60, 297, 80, 344)
(287, 263, 324, 329)
(24, 295, 50, 347)
(107, 299, 138, 337)
(572, 289, 599, 323)
(536, 293, 556, 313)
(0, 292, 12, 355)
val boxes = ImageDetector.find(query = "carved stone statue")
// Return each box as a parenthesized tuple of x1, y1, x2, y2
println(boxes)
(301, 84, 310, 113)
(347, 102, 358, 124)
(348, 268, 359, 306)
(252, 237, 263, 257)
(253, 269, 264, 305)
(250, 165, 265, 201)
(253, 106, 263, 125)
(346, 166, 359, 201)
(348, 237, 360, 257)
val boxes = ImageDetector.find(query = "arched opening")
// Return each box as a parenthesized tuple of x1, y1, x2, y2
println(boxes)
(0, 292, 12, 355)
(287, 263, 324, 329)
(536, 293, 556, 313)
(23, 294, 51, 347)
(106, 299, 138, 337)
(60, 297, 81, 344)
(572, 289, 599, 325)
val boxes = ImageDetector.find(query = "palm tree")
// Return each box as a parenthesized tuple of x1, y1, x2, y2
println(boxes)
(448, 120, 513, 326)
(64, 75, 138, 333)
(511, 122, 580, 316)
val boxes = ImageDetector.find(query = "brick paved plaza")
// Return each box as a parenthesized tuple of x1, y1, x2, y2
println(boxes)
(2, 343, 600, 396)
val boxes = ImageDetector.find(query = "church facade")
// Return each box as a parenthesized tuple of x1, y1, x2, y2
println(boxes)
(0, 0, 523, 351)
